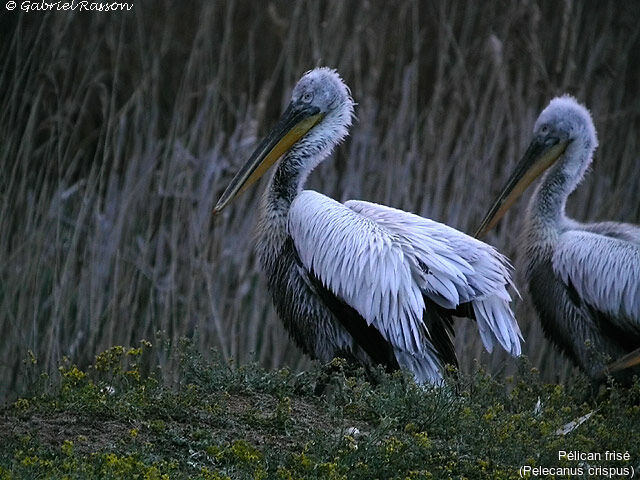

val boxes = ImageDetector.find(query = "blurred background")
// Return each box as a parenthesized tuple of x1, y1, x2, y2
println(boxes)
(1, 0, 639, 402)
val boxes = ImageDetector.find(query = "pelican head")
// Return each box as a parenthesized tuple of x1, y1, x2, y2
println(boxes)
(475, 95, 598, 237)
(213, 67, 354, 213)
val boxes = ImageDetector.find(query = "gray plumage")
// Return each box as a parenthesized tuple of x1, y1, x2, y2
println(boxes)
(216, 68, 522, 384)
(479, 96, 640, 382)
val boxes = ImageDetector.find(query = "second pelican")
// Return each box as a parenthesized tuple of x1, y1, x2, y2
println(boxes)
(475, 96, 640, 382)
(215, 68, 522, 384)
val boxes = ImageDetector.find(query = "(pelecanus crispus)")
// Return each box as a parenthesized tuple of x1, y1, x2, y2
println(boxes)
(475, 95, 640, 382)
(214, 67, 522, 384)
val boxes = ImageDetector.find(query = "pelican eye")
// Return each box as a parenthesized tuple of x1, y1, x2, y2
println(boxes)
(301, 91, 314, 103)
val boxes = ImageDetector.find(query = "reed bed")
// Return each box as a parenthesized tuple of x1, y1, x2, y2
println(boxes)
(1, 0, 639, 400)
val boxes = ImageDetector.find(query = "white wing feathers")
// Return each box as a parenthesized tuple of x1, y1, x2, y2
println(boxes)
(347, 198, 521, 356)
(290, 192, 426, 355)
(288, 191, 522, 373)
(553, 230, 640, 329)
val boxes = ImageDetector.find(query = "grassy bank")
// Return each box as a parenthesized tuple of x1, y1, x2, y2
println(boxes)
(1, 340, 639, 479)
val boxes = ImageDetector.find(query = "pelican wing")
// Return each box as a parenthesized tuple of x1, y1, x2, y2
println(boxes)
(346, 198, 521, 356)
(553, 230, 640, 330)
(288, 191, 522, 365)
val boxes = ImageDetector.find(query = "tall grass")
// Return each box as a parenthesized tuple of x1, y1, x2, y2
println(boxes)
(1, 0, 639, 400)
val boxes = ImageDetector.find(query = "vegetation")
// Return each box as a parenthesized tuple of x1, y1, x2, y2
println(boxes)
(1, 340, 639, 479)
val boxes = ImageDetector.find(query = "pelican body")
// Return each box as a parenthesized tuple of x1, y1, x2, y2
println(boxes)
(215, 68, 522, 384)
(476, 96, 640, 382)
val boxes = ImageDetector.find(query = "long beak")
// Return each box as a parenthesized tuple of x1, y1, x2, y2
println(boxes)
(213, 102, 324, 214)
(474, 135, 569, 238)
(605, 347, 640, 375)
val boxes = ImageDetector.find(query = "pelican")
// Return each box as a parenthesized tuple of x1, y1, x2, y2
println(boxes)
(475, 95, 640, 382)
(214, 67, 522, 384)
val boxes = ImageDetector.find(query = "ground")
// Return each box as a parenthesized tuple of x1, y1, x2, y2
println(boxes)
(1, 341, 639, 479)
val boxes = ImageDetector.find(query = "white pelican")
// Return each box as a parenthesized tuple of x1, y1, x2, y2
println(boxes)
(475, 95, 640, 382)
(214, 67, 522, 384)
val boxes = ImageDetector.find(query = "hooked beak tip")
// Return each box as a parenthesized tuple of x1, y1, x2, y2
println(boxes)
(212, 201, 225, 216)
